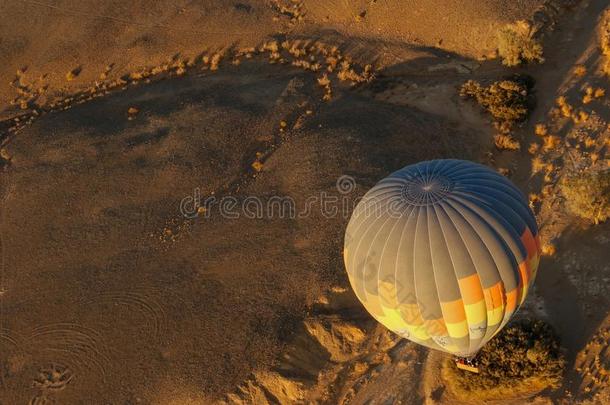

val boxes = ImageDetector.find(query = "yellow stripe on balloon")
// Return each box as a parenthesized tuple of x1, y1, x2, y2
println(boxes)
(487, 305, 504, 327)
(402, 324, 431, 341)
(464, 300, 487, 325)
(445, 320, 469, 339)
(378, 306, 408, 330)
(375, 307, 431, 340)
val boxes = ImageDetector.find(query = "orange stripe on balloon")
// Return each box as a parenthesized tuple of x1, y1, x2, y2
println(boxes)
(515, 269, 525, 307)
(441, 299, 467, 323)
(458, 274, 484, 305)
(518, 260, 530, 288)
(483, 281, 505, 310)
(521, 227, 537, 259)
(505, 289, 518, 314)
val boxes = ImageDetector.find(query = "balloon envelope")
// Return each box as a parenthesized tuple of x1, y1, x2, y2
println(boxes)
(343, 159, 540, 357)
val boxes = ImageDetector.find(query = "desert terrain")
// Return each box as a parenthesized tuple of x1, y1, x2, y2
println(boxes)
(0, 1, 609, 404)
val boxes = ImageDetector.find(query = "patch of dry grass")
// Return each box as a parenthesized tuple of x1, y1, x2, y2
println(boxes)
(443, 319, 564, 401)
(494, 134, 521, 151)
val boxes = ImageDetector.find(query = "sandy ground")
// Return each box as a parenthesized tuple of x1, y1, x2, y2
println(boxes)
(0, 0, 549, 118)
(1, 0, 609, 404)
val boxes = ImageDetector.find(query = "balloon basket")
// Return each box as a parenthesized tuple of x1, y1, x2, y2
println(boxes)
(454, 356, 480, 374)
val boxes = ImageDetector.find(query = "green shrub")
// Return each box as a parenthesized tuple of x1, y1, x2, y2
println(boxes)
(498, 21, 544, 67)
(443, 319, 565, 400)
(560, 170, 610, 224)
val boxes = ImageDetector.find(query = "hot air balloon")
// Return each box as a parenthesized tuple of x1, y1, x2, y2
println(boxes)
(343, 159, 540, 363)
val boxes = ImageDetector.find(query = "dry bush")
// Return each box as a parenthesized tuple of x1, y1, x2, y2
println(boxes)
(602, 12, 610, 74)
(556, 96, 573, 118)
(65, 66, 82, 81)
(574, 65, 587, 76)
(541, 243, 556, 256)
(594, 88, 605, 98)
(497, 21, 544, 67)
(460, 76, 532, 128)
(535, 123, 548, 137)
(444, 319, 564, 401)
(494, 134, 521, 151)
(559, 170, 610, 224)
(541, 135, 561, 152)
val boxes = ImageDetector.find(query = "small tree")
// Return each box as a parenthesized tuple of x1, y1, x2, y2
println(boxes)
(498, 21, 544, 67)
(560, 170, 610, 224)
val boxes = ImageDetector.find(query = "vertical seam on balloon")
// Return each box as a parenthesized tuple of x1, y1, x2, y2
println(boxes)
(413, 206, 435, 342)
(393, 204, 418, 333)
(453, 192, 533, 317)
(452, 192, 528, 262)
(449, 193, 525, 330)
(348, 180, 407, 224)
(408, 205, 441, 351)
(414, 162, 430, 205)
(359, 194, 405, 318)
(454, 187, 536, 254)
(456, 179, 529, 210)
(427, 160, 442, 184)
(452, 193, 527, 269)
(374, 203, 413, 324)
(443, 195, 507, 347)
(452, 189, 535, 310)
(444, 163, 491, 178)
(348, 187, 404, 266)
(348, 193, 395, 302)
(454, 182, 536, 233)
(433, 201, 470, 356)
(438, 199, 489, 355)
(444, 196, 525, 335)
(453, 174, 529, 207)
(426, 205, 442, 344)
